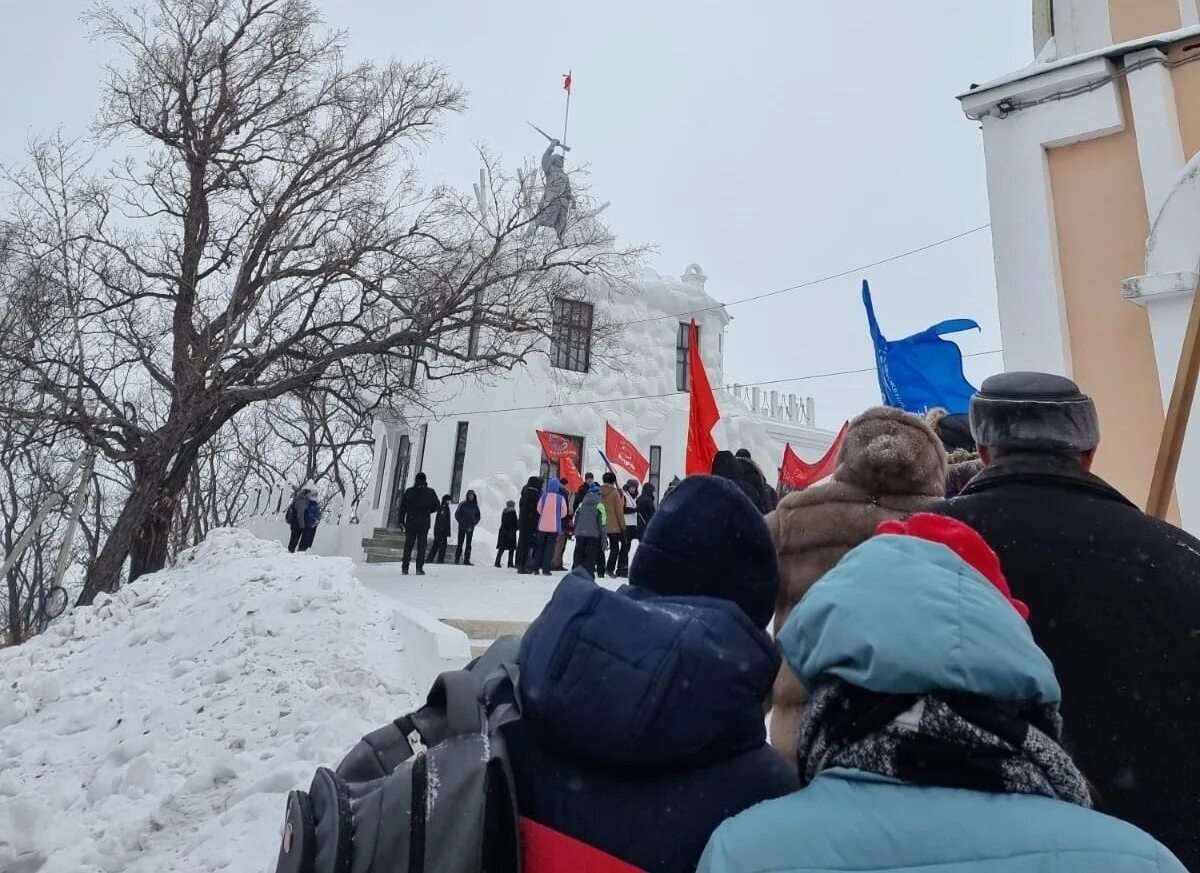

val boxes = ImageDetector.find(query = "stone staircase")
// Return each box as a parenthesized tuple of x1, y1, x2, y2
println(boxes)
(440, 618, 531, 657)
(362, 527, 457, 564)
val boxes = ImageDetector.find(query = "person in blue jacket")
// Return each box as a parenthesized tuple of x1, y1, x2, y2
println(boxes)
(699, 513, 1185, 873)
(505, 475, 798, 873)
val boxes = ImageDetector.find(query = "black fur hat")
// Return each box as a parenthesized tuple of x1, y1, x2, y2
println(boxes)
(970, 372, 1100, 453)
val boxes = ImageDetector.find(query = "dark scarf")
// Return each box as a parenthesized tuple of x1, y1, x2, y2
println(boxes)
(797, 680, 1092, 808)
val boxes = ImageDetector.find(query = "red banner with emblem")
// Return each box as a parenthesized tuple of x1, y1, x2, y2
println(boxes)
(536, 430, 580, 463)
(605, 423, 649, 483)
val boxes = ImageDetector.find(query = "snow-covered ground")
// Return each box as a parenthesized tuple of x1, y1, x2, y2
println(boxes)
(0, 530, 433, 873)
(0, 527, 630, 873)
(356, 555, 623, 621)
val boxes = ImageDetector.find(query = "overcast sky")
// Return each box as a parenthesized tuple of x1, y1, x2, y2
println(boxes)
(0, 1, 1031, 429)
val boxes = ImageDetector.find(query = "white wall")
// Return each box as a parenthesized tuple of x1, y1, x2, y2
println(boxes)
(373, 270, 835, 538)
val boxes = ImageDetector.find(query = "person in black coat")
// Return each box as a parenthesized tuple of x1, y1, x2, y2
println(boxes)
(454, 490, 482, 566)
(942, 372, 1200, 867)
(398, 472, 439, 576)
(505, 475, 797, 872)
(515, 475, 542, 574)
(635, 482, 656, 538)
(495, 500, 518, 568)
(429, 495, 452, 564)
(712, 450, 776, 514)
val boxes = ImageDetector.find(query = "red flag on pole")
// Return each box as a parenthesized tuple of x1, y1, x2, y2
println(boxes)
(559, 455, 585, 493)
(605, 423, 650, 482)
(536, 430, 579, 462)
(562, 72, 573, 93)
(685, 319, 720, 476)
(779, 423, 848, 489)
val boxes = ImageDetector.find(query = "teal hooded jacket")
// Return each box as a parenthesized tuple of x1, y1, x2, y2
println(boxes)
(698, 535, 1185, 873)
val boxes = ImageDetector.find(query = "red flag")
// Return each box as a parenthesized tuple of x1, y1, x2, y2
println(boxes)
(536, 430, 579, 462)
(559, 455, 585, 493)
(605, 423, 649, 482)
(562, 72, 572, 93)
(685, 319, 720, 476)
(779, 423, 848, 489)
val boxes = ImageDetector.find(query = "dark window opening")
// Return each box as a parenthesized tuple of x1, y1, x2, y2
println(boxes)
(677, 323, 699, 392)
(386, 435, 412, 528)
(649, 445, 662, 494)
(551, 298, 594, 373)
(415, 423, 429, 478)
(450, 422, 469, 502)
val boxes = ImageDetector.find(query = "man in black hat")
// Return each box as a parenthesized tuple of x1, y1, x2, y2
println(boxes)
(944, 371, 1200, 866)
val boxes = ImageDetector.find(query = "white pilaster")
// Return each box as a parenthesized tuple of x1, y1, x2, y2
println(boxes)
(1180, 0, 1200, 28)
(1052, 0, 1114, 57)
(1126, 49, 1187, 219)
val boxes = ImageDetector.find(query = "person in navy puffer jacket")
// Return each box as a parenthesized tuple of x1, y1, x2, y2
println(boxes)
(505, 475, 798, 873)
(699, 513, 1185, 873)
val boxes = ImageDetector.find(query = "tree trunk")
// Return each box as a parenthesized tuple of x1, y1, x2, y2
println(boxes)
(6, 571, 21, 646)
(77, 455, 169, 605)
(128, 491, 177, 581)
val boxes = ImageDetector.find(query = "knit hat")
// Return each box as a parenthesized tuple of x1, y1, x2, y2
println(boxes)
(970, 372, 1099, 454)
(630, 475, 779, 628)
(875, 513, 1029, 620)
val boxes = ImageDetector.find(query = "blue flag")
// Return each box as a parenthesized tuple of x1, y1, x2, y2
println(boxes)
(862, 280, 980, 415)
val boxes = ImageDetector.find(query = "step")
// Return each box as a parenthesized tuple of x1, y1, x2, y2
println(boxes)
(440, 618, 530, 641)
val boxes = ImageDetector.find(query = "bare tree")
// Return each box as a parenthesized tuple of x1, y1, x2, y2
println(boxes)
(0, 0, 636, 604)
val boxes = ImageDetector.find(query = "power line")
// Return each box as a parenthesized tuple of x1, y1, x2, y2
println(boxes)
(612, 223, 992, 327)
(438, 349, 1004, 419)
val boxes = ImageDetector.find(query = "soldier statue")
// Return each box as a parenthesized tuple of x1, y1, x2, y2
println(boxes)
(533, 138, 574, 243)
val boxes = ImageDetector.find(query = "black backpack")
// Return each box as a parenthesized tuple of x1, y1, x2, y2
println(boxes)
(273, 637, 523, 873)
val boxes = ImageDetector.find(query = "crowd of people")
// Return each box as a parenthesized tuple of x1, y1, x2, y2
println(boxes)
(385, 464, 664, 578)
(501, 371, 1200, 872)
(288, 370, 1200, 871)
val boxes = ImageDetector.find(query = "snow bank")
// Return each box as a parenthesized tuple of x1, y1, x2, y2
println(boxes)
(0, 529, 437, 873)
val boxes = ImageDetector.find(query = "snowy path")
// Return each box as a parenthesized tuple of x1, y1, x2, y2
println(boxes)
(355, 557, 624, 622)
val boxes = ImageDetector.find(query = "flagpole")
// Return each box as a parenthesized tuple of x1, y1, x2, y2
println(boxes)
(562, 69, 572, 145)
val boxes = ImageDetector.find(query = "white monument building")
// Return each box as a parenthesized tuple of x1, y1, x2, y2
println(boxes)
(360, 264, 835, 555)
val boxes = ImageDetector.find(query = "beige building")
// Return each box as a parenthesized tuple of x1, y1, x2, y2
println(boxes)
(960, 0, 1200, 532)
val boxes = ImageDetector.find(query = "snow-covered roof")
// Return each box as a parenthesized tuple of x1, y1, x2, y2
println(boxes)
(958, 22, 1200, 105)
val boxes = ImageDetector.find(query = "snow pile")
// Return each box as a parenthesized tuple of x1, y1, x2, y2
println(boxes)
(0, 529, 422, 873)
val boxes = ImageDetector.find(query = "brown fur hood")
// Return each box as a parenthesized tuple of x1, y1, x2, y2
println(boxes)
(833, 406, 947, 497)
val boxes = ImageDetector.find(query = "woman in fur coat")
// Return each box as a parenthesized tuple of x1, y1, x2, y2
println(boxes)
(766, 407, 946, 762)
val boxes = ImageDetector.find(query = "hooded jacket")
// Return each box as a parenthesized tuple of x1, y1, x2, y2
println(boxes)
(767, 406, 946, 761)
(699, 535, 1185, 873)
(572, 488, 606, 540)
(518, 476, 543, 535)
(455, 492, 481, 529)
(508, 571, 797, 873)
(636, 483, 657, 533)
(433, 498, 452, 539)
(536, 478, 568, 534)
(398, 473, 439, 533)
